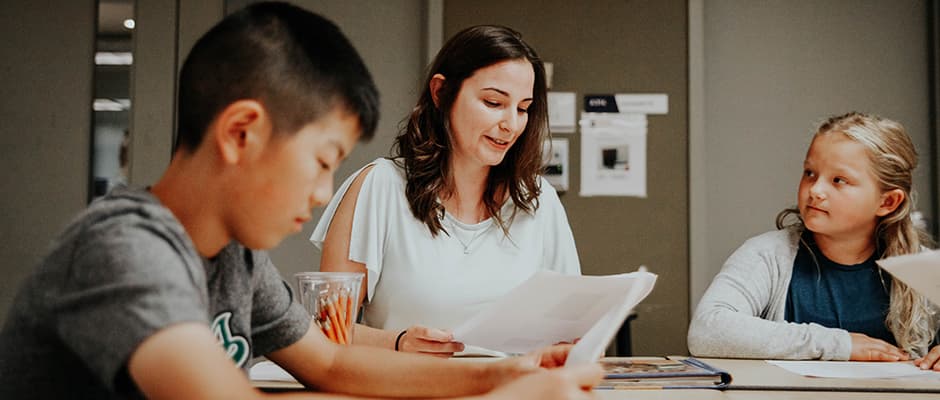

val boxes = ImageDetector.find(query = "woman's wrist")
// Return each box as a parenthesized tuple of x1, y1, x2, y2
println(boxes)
(394, 329, 407, 351)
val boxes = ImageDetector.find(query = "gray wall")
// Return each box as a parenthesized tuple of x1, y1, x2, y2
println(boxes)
(0, 0, 424, 323)
(690, 0, 935, 310)
(0, 1, 96, 322)
(225, 0, 428, 281)
(444, 0, 691, 356)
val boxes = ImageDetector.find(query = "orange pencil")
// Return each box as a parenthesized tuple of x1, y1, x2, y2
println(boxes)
(326, 295, 346, 344)
(322, 317, 338, 343)
(336, 294, 349, 344)
(337, 290, 348, 328)
(345, 291, 354, 327)
(319, 297, 342, 344)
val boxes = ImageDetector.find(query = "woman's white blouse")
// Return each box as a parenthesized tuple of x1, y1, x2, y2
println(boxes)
(311, 158, 581, 333)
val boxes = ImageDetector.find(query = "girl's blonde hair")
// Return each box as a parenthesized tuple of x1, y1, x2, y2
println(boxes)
(777, 112, 936, 356)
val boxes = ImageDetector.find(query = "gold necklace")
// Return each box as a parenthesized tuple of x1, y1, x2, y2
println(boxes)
(446, 218, 492, 254)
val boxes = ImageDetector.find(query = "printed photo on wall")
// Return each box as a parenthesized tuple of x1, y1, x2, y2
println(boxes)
(579, 113, 647, 197)
(600, 146, 630, 170)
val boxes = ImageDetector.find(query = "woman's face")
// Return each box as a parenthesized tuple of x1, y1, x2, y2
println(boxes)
(447, 59, 534, 171)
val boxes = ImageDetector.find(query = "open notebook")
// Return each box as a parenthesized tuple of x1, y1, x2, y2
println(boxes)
(250, 360, 303, 390)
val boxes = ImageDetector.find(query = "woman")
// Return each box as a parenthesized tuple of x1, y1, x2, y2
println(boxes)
(311, 25, 580, 357)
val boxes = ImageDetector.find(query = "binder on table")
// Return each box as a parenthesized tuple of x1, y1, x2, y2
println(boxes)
(597, 357, 732, 390)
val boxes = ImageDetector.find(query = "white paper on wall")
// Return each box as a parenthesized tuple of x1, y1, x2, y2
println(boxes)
(542, 138, 569, 192)
(579, 113, 647, 197)
(547, 91, 577, 133)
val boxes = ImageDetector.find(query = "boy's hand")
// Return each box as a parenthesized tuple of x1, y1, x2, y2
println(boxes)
(915, 345, 940, 370)
(849, 333, 909, 361)
(486, 344, 580, 388)
(485, 364, 603, 400)
(531, 343, 576, 368)
(397, 325, 465, 357)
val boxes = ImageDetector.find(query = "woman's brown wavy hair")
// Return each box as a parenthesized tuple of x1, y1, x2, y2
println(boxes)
(391, 25, 548, 237)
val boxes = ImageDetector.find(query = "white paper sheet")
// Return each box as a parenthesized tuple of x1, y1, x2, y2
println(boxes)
(876, 249, 940, 307)
(250, 361, 296, 382)
(767, 360, 940, 380)
(452, 270, 657, 356)
(564, 271, 656, 366)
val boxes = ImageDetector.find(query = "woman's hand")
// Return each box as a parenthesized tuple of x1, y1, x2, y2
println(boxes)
(396, 325, 465, 357)
(849, 333, 909, 361)
(914, 345, 940, 370)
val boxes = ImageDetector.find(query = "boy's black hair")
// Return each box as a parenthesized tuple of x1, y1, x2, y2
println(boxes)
(175, 1, 379, 152)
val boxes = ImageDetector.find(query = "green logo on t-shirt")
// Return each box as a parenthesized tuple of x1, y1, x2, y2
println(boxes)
(212, 311, 249, 367)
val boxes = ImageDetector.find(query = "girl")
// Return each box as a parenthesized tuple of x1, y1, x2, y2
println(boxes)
(311, 25, 580, 356)
(688, 112, 939, 368)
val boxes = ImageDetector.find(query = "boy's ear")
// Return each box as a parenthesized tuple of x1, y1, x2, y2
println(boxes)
(875, 188, 905, 217)
(429, 74, 446, 108)
(212, 100, 270, 164)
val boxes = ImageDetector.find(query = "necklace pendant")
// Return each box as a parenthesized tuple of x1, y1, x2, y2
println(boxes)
(463, 247, 471, 254)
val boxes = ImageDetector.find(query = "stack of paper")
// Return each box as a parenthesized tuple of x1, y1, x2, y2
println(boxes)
(451, 270, 657, 365)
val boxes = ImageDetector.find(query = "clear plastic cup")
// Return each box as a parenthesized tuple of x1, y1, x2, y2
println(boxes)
(295, 272, 364, 345)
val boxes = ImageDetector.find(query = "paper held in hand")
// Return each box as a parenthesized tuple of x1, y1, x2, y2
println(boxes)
(876, 249, 940, 307)
(451, 270, 657, 365)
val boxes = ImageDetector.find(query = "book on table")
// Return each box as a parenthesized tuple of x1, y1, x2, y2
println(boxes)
(597, 357, 732, 390)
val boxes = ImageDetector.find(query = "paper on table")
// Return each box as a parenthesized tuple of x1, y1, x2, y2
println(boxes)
(767, 360, 940, 380)
(876, 249, 940, 307)
(250, 360, 296, 382)
(451, 270, 657, 357)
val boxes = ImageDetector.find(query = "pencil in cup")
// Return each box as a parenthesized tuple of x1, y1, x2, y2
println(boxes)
(295, 272, 364, 345)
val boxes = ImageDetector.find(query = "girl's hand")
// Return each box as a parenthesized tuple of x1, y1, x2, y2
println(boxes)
(914, 345, 940, 370)
(849, 333, 909, 361)
(396, 325, 464, 357)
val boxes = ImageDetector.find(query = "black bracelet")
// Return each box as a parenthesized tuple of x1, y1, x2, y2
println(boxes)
(394, 330, 407, 351)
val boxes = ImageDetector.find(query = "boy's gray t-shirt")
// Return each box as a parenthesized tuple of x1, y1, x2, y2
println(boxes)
(0, 188, 310, 399)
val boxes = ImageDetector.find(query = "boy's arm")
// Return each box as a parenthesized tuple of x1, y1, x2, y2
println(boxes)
(127, 322, 373, 400)
(128, 322, 263, 399)
(269, 324, 499, 397)
(128, 322, 601, 399)
(268, 324, 602, 398)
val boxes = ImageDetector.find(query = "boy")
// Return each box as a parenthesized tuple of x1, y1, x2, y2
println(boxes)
(0, 2, 601, 399)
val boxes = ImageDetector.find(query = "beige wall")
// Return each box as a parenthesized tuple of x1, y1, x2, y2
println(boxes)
(0, 1, 96, 323)
(689, 0, 934, 311)
(0, 0, 425, 323)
